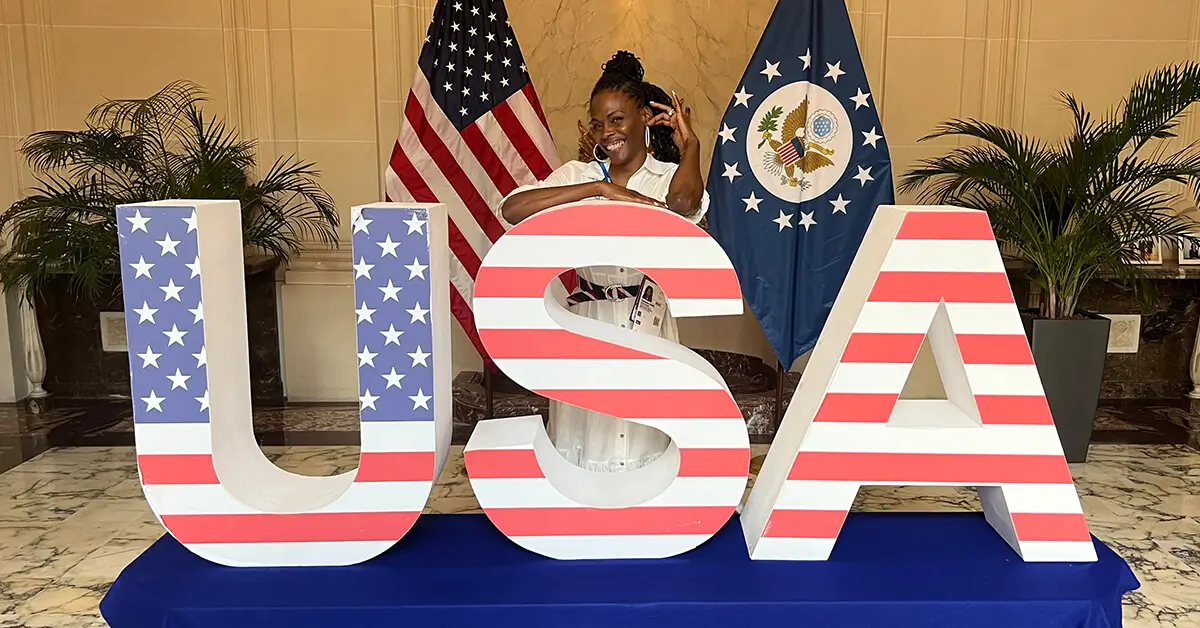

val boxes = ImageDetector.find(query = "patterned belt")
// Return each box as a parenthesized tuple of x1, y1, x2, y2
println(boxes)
(566, 278, 641, 305)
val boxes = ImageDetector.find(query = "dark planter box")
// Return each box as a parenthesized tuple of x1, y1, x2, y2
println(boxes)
(1021, 312, 1111, 463)
(35, 258, 284, 405)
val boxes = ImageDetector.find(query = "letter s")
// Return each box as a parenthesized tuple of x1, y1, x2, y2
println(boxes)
(466, 201, 750, 559)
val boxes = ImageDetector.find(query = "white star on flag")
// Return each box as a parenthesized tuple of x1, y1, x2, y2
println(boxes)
(743, 192, 762, 213)
(761, 60, 781, 81)
(824, 60, 845, 82)
(773, 210, 793, 231)
(733, 87, 753, 107)
(853, 166, 874, 186)
(850, 88, 871, 109)
(862, 127, 883, 148)
(718, 124, 737, 144)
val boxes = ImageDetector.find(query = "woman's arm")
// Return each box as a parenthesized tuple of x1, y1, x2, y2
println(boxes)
(664, 137, 704, 218)
(500, 180, 669, 225)
(650, 92, 705, 218)
(500, 181, 604, 225)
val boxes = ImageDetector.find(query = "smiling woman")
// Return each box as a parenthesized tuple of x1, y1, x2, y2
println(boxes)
(497, 50, 711, 474)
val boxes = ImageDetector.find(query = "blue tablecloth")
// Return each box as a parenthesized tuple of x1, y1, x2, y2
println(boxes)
(100, 512, 1138, 628)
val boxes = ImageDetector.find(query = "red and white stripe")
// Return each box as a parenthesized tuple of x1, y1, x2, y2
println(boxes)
(136, 421, 438, 567)
(385, 71, 569, 364)
(466, 201, 750, 559)
(748, 208, 1096, 563)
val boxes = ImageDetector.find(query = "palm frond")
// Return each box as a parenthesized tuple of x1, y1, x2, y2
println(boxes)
(1, 81, 340, 301)
(901, 61, 1200, 319)
(1121, 62, 1200, 149)
(87, 80, 210, 147)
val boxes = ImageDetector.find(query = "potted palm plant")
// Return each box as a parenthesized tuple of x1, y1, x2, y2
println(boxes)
(898, 62, 1200, 462)
(0, 80, 340, 400)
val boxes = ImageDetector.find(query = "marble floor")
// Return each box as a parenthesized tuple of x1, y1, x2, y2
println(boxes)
(0, 443, 1198, 627)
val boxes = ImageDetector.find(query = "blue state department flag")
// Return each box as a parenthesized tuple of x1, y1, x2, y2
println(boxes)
(706, 0, 894, 369)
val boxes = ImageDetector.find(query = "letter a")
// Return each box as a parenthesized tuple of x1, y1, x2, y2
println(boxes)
(741, 205, 1096, 563)
(117, 200, 453, 567)
(468, 201, 750, 560)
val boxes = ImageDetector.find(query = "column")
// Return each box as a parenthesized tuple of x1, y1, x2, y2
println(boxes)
(0, 4, 52, 406)
(1182, 5, 1200, 450)
(19, 295, 48, 411)
(1186, 323, 1200, 449)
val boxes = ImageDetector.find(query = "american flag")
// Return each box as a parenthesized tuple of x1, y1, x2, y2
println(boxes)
(384, 0, 566, 367)
(118, 202, 442, 566)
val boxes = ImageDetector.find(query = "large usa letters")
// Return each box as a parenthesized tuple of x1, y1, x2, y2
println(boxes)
(116, 200, 1095, 567)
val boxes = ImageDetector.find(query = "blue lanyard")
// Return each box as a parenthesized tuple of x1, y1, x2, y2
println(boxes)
(597, 159, 612, 183)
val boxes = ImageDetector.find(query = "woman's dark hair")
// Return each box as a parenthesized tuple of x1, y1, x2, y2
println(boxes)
(591, 51, 680, 164)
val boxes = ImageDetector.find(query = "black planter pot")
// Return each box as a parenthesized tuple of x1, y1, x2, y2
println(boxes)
(1021, 312, 1111, 463)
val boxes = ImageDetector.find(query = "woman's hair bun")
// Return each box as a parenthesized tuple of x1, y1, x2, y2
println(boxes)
(601, 50, 644, 82)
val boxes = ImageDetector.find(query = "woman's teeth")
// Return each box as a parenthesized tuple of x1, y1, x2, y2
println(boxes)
(605, 140, 625, 151)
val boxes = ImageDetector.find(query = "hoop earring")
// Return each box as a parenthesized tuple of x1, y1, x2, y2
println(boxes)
(645, 127, 651, 148)
(593, 144, 607, 162)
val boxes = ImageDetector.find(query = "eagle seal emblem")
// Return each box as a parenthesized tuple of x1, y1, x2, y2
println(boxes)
(747, 81, 853, 203)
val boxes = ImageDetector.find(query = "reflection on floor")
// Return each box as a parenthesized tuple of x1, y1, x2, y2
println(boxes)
(0, 397, 1193, 475)
(0, 444, 1198, 627)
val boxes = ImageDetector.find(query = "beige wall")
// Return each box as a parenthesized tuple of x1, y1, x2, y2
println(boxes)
(3, 0, 1200, 400)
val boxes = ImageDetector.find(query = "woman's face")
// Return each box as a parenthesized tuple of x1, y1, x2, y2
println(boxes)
(589, 89, 648, 167)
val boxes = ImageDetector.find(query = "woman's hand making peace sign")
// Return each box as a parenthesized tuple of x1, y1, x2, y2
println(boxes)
(648, 90, 698, 152)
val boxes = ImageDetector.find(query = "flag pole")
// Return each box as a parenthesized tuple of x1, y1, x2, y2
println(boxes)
(773, 361, 785, 436)
(483, 365, 495, 418)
